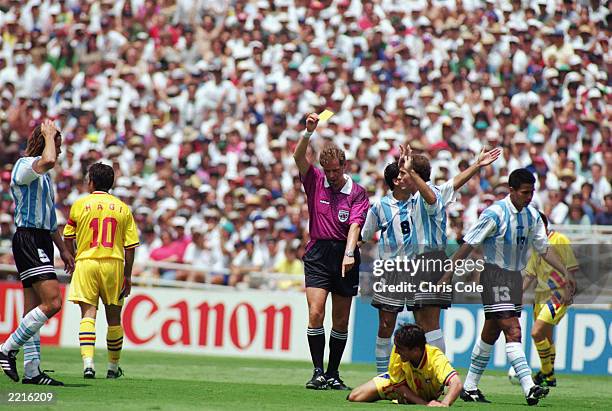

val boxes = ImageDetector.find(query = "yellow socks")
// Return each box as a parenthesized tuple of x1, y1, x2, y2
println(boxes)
(107, 325, 123, 365)
(79, 318, 96, 368)
(535, 338, 554, 374)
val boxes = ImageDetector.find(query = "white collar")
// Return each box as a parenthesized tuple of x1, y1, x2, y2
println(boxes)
(324, 174, 353, 194)
(504, 195, 520, 214)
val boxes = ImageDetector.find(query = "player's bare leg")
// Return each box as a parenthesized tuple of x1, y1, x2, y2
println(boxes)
(22, 289, 42, 381)
(105, 304, 124, 378)
(347, 380, 381, 402)
(305, 287, 329, 389)
(79, 302, 97, 379)
(499, 317, 549, 405)
(2, 280, 64, 385)
(461, 319, 500, 403)
(414, 306, 445, 352)
(532, 320, 556, 386)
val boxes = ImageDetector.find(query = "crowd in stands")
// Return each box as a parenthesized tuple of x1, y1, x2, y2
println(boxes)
(0, 0, 610, 287)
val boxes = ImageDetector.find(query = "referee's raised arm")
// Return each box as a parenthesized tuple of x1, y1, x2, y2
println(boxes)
(293, 113, 319, 176)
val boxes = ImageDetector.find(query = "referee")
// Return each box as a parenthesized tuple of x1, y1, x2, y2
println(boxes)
(0, 120, 75, 386)
(444, 168, 573, 406)
(294, 113, 369, 390)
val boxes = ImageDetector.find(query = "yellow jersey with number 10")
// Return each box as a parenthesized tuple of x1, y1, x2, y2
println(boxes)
(63, 191, 139, 261)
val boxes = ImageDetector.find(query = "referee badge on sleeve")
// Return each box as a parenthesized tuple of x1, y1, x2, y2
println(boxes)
(338, 210, 349, 222)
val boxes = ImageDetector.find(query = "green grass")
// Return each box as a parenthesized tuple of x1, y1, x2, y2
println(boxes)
(0, 347, 610, 410)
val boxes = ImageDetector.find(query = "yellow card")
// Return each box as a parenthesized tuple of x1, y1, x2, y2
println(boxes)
(319, 109, 335, 122)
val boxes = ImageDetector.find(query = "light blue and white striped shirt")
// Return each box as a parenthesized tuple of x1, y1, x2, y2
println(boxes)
(362, 181, 455, 258)
(463, 196, 548, 271)
(10, 156, 57, 232)
(407, 181, 454, 256)
(362, 192, 412, 258)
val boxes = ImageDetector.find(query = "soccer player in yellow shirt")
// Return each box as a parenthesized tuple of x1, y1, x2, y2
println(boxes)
(348, 324, 462, 406)
(63, 163, 139, 379)
(523, 212, 577, 387)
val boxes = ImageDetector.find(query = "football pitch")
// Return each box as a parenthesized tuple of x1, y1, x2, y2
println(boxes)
(0, 347, 610, 410)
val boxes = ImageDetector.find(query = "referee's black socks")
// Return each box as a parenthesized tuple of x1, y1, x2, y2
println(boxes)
(306, 327, 325, 371)
(327, 328, 348, 376)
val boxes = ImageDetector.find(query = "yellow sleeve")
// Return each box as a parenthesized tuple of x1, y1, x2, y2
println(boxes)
(559, 239, 579, 271)
(524, 253, 537, 277)
(388, 346, 406, 384)
(63, 201, 79, 239)
(431, 348, 458, 387)
(123, 209, 140, 249)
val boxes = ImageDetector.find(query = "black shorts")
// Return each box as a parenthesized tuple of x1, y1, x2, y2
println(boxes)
(480, 264, 522, 319)
(303, 240, 360, 297)
(413, 250, 451, 310)
(371, 264, 416, 312)
(13, 228, 57, 288)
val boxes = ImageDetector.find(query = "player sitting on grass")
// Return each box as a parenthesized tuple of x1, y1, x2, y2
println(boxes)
(347, 324, 462, 407)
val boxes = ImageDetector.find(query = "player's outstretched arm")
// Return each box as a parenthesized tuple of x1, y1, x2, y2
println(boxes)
(439, 374, 462, 407)
(451, 148, 502, 191)
(293, 113, 319, 176)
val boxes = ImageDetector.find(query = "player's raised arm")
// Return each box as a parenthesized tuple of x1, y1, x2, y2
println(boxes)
(293, 113, 319, 176)
(451, 148, 502, 191)
(400, 144, 436, 205)
(32, 120, 60, 174)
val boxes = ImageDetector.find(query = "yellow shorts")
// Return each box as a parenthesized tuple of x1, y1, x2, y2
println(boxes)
(373, 373, 441, 402)
(534, 300, 567, 325)
(68, 258, 125, 308)
(373, 373, 393, 399)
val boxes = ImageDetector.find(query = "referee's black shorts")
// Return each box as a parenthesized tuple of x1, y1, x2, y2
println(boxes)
(303, 240, 360, 297)
(480, 263, 523, 319)
(12, 227, 57, 288)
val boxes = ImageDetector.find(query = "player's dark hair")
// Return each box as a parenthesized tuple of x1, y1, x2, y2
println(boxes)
(25, 124, 60, 157)
(538, 211, 549, 229)
(384, 162, 400, 190)
(394, 324, 426, 350)
(88, 163, 115, 192)
(411, 155, 431, 182)
(508, 168, 535, 188)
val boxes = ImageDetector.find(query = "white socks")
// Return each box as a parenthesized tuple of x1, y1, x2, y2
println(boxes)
(425, 329, 445, 353)
(84, 357, 94, 370)
(464, 339, 494, 391)
(23, 331, 41, 378)
(507, 342, 535, 395)
(375, 336, 392, 373)
(2, 307, 48, 353)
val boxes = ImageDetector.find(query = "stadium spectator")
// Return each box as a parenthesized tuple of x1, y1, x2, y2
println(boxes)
(0, 0, 609, 287)
(595, 194, 612, 225)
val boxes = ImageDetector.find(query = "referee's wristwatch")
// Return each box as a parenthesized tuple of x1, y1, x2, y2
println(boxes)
(344, 251, 355, 257)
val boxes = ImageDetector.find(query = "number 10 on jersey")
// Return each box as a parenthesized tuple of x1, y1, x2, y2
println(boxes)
(89, 217, 118, 248)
